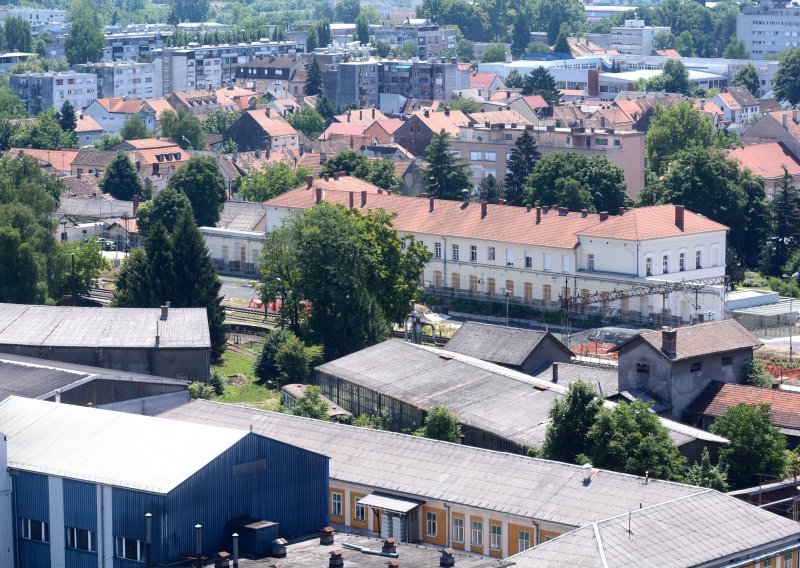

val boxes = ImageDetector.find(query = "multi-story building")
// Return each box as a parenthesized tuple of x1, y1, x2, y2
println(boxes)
(76, 61, 163, 99)
(0, 51, 32, 73)
(381, 58, 470, 102)
(324, 60, 381, 108)
(82, 97, 166, 134)
(103, 29, 173, 62)
(9, 72, 97, 115)
(0, 7, 65, 24)
(264, 178, 728, 325)
(452, 111, 646, 198)
(713, 85, 760, 125)
(610, 19, 671, 56)
(737, 0, 800, 57)
(233, 56, 305, 93)
(223, 109, 299, 152)
(373, 19, 457, 60)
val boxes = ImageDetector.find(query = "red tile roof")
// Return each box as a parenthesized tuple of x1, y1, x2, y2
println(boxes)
(655, 49, 681, 58)
(320, 122, 369, 140)
(717, 92, 741, 111)
(522, 95, 549, 110)
(75, 115, 102, 133)
(96, 98, 145, 114)
(10, 148, 78, 172)
(143, 98, 174, 119)
(244, 110, 298, 137)
(470, 73, 500, 90)
(266, 186, 723, 249)
(415, 109, 469, 136)
(371, 118, 404, 135)
(687, 382, 800, 430)
(334, 108, 388, 124)
(576, 205, 728, 241)
(468, 109, 531, 126)
(728, 142, 800, 180)
(123, 138, 177, 150)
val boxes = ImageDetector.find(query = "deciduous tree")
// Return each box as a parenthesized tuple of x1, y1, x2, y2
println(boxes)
(541, 381, 602, 463)
(774, 47, 800, 105)
(685, 447, 728, 491)
(65, 0, 104, 65)
(238, 163, 311, 202)
(100, 152, 144, 201)
(165, 156, 227, 228)
(286, 106, 325, 138)
(417, 405, 462, 443)
(291, 386, 330, 420)
(645, 102, 714, 176)
(733, 64, 761, 98)
(160, 109, 204, 150)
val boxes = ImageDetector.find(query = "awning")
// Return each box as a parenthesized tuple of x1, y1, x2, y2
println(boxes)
(357, 492, 425, 514)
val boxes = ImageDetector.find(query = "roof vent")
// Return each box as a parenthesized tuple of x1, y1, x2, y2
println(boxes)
(440, 548, 456, 568)
(329, 549, 344, 568)
(320, 526, 335, 546)
(382, 539, 398, 555)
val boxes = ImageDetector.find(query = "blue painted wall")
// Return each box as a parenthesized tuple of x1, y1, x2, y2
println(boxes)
(64, 479, 99, 568)
(12, 471, 50, 568)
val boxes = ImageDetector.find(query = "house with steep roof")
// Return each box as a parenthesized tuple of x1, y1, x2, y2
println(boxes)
(469, 73, 505, 94)
(334, 108, 388, 125)
(612, 320, 762, 420)
(223, 108, 299, 152)
(713, 85, 760, 125)
(392, 108, 470, 156)
(363, 118, 404, 144)
(10, 147, 78, 174)
(74, 114, 103, 146)
(728, 142, 800, 200)
(265, 178, 728, 324)
(743, 109, 800, 161)
(508, 94, 551, 120)
(82, 97, 154, 135)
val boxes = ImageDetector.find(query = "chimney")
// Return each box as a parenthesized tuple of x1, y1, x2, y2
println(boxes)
(271, 538, 288, 558)
(315, 186, 324, 204)
(440, 548, 456, 568)
(481, 201, 487, 218)
(265, 107, 271, 118)
(675, 204, 685, 231)
(160, 302, 169, 320)
(700, 98, 706, 110)
(784, 113, 789, 129)
(552, 362, 559, 383)
(581, 208, 588, 218)
(506, 90, 511, 99)
(599, 211, 609, 221)
(536, 206, 541, 225)
(306, 175, 314, 189)
(794, 108, 800, 124)
(255, 149, 262, 159)
(333, 171, 339, 181)
(133, 195, 139, 215)
(372, 108, 376, 119)
(320, 527, 335, 546)
(424, 110, 430, 118)
(77, 170, 81, 179)
(526, 204, 531, 213)
(444, 108, 450, 116)
(382, 539, 397, 555)
(558, 207, 567, 216)
(661, 327, 677, 358)
(320, 151, 327, 165)
(387, 561, 400, 568)
(338, 171, 347, 177)
(349, 192, 354, 208)
(618, 207, 625, 216)
(135, 161, 141, 171)
(377, 189, 384, 195)
(361, 190, 367, 207)
(329, 549, 344, 568)
(323, 173, 330, 181)
(429, 197, 435, 212)
(542, 206, 549, 214)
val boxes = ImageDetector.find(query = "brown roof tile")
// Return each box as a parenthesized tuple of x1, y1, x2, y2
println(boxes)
(728, 142, 800, 180)
(576, 205, 728, 241)
(687, 382, 800, 430)
(244, 110, 298, 137)
(414, 109, 469, 136)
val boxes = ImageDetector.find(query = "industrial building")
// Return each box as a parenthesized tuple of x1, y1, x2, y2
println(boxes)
(0, 303, 212, 382)
(0, 353, 188, 415)
(0, 397, 329, 567)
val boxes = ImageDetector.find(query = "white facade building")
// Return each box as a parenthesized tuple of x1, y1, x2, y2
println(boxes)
(78, 61, 163, 99)
(264, 179, 728, 325)
(610, 20, 671, 56)
(737, 0, 800, 57)
(0, 7, 65, 24)
(9, 72, 97, 115)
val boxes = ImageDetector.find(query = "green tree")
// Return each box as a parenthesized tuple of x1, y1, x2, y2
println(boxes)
(653, 31, 674, 50)
(317, 19, 332, 48)
(64, 0, 104, 65)
(722, 38, 750, 60)
(238, 163, 311, 202)
(417, 405, 462, 443)
(4, 17, 32, 53)
(322, 149, 369, 176)
(335, 0, 361, 22)
(202, 110, 239, 134)
(733, 64, 761, 98)
(440, 98, 481, 114)
(100, 152, 144, 200)
(166, 156, 227, 227)
(93, 134, 124, 150)
(522, 67, 561, 105)
(275, 334, 324, 386)
(645, 102, 714, 176)
(674, 30, 696, 56)
(0, 87, 26, 120)
(0, 227, 40, 303)
(541, 381, 603, 464)
(529, 0, 586, 43)
(504, 130, 540, 206)
(316, 95, 336, 121)
(589, 400, 687, 480)
(685, 447, 728, 491)
(58, 101, 77, 133)
(291, 386, 329, 420)
(504, 69, 524, 89)
(480, 44, 507, 63)
(10, 110, 77, 149)
(160, 109, 204, 150)
(762, 166, 800, 275)
(305, 58, 324, 97)
(135, 185, 193, 238)
(422, 130, 471, 200)
(365, 159, 401, 193)
(640, 59, 691, 95)
(773, 47, 800, 105)
(120, 115, 150, 141)
(356, 12, 370, 45)
(743, 358, 773, 388)
(511, 14, 529, 57)
(254, 328, 294, 383)
(286, 106, 325, 138)
(49, 238, 109, 301)
(711, 403, 788, 489)
(306, 28, 319, 52)
(169, 0, 209, 22)
(553, 30, 570, 55)
(478, 174, 501, 204)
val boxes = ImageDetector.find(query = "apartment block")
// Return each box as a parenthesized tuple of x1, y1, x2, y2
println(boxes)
(373, 19, 457, 60)
(0, 7, 65, 24)
(103, 29, 173, 62)
(737, 0, 800, 57)
(610, 19, 671, 56)
(10, 72, 97, 115)
(324, 60, 381, 108)
(77, 61, 163, 99)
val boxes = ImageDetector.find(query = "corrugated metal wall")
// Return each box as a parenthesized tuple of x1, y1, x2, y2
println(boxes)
(64, 479, 99, 568)
(12, 471, 50, 567)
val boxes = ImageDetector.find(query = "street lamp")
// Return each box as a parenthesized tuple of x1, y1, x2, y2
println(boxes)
(181, 135, 193, 151)
(504, 288, 512, 327)
(783, 272, 799, 363)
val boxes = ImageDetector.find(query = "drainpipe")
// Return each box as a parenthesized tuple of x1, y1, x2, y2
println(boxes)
(441, 235, 448, 291)
(444, 504, 451, 548)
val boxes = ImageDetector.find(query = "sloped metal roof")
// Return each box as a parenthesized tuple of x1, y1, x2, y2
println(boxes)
(444, 321, 570, 367)
(0, 396, 247, 494)
(505, 490, 800, 567)
(162, 400, 707, 529)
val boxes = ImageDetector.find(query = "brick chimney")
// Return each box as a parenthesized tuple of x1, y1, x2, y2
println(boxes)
(315, 186, 324, 204)
(160, 302, 170, 320)
(306, 175, 314, 189)
(382, 539, 397, 554)
(599, 211, 609, 221)
(526, 204, 531, 213)
(320, 527, 335, 546)
(618, 207, 625, 216)
(360, 190, 367, 207)
(372, 108, 376, 119)
(424, 110, 430, 118)
(481, 201, 487, 218)
(552, 362, 559, 383)
(535, 206, 542, 224)
(662, 327, 677, 358)
(133, 195, 139, 216)
(333, 171, 339, 181)
(675, 204, 685, 231)
(440, 548, 456, 568)
(329, 549, 344, 568)
(581, 208, 588, 218)
(429, 196, 435, 212)
(558, 207, 567, 216)
(498, 199, 506, 205)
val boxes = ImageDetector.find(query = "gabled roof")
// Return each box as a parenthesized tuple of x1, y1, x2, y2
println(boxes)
(368, 118, 404, 135)
(445, 321, 571, 367)
(242, 109, 298, 137)
(118, 138, 177, 151)
(412, 109, 469, 136)
(655, 48, 681, 58)
(73, 148, 117, 168)
(717, 91, 741, 111)
(611, 320, 761, 362)
(217, 200, 265, 232)
(576, 205, 728, 241)
(56, 195, 130, 220)
(95, 97, 145, 114)
(467, 109, 531, 126)
(505, 489, 800, 567)
(0, 396, 246, 494)
(470, 73, 500, 90)
(163, 398, 708, 529)
(319, 122, 368, 140)
(728, 142, 800, 180)
(521, 94, 549, 110)
(142, 98, 174, 119)
(725, 85, 758, 108)
(334, 108, 388, 125)
(75, 115, 102, 133)
(687, 382, 800, 431)
(694, 99, 724, 118)
(10, 147, 78, 172)
(533, 362, 619, 397)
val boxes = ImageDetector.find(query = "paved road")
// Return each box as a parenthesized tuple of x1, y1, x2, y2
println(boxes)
(220, 275, 260, 301)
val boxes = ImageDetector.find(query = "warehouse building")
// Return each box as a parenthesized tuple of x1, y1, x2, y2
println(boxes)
(314, 339, 725, 457)
(164, 400, 780, 562)
(0, 353, 188, 415)
(0, 303, 211, 382)
(0, 397, 329, 568)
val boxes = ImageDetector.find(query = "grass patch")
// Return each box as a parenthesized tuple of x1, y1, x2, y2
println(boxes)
(212, 346, 281, 410)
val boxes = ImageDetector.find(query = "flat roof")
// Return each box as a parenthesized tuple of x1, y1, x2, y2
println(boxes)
(0, 304, 211, 349)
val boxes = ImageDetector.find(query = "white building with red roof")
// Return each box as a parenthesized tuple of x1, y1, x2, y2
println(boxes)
(728, 142, 800, 200)
(264, 176, 728, 324)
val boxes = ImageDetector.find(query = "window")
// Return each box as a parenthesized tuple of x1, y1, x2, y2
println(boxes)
(453, 518, 465, 543)
(434, 242, 442, 259)
(696, 250, 703, 269)
(784, 551, 793, 566)
(487, 278, 496, 295)
(21, 518, 48, 542)
(518, 530, 531, 552)
(543, 254, 552, 271)
(472, 521, 483, 546)
(487, 247, 496, 261)
(525, 255, 532, 269)
(490, 524, 502, 549)
(426, 511, 438, 537)
(470, 151, 482, 161)
(722, 356, 732, 366)
(662, 255, 669, 274)
(588, 254, 595, 271)
(452, 244, 459, 261)
(67, 527, 96, 552)
(506, 249, 514, 266)
(331, 492, 343, 517)
(485, 151, 497, 161)
(679, 252, 686, 272)
(637, 362, 650, 374)
(115, 537, 144, 561)
(690, 361, 703, 372)
(763, 558, 772, 568)
(562, 255, 570, 273)
(470, 245, 477, 262)
(355, 502, 366, 522)
(645, 257, 653, 276)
